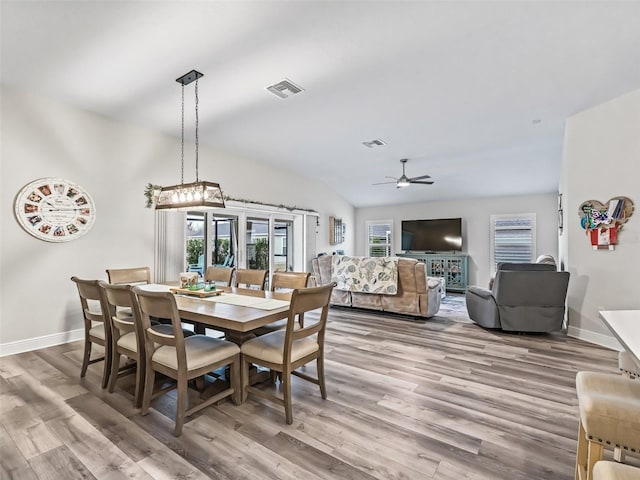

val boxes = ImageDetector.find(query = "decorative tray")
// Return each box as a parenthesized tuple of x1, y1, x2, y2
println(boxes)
(169, 287, 223, 298)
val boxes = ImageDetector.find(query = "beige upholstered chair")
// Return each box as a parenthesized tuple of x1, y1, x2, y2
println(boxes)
(100, 281, 146, 407)
(240, 283, 334, 424)
(593, 461, 640, 480)
(133, 287, 241, 436)
(575, 371, 640, 480)
(204, 266, 235, 286)
(252, 271, 312, 337)
(234, 268, 268, 290)
(619, 351, 639, 379)
(70, 277, 112, 389)
(106, 267, 151, 285)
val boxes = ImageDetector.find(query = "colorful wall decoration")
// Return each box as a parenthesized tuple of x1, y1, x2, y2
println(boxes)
(578, 196, 634, 250)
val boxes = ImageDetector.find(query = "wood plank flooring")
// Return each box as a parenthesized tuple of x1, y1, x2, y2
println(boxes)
(0, 298, 624, 479)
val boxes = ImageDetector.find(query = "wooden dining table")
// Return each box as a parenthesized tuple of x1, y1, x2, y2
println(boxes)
(140, 284, 293, 399)
(173, 286, 292, 344)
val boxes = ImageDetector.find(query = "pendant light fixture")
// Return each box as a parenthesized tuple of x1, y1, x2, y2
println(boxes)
(155, 70, 225, 210)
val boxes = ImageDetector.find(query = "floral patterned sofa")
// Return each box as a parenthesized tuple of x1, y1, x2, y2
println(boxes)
(311, 255, 441, 318)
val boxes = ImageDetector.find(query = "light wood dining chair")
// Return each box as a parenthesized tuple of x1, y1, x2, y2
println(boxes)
(106, 266, 151, 285)
(100, 281, 146, 407)
(71, 277, 112, 389)
(133, 286, 241, 436)
(240, 283, 335, 424)
(204, 266, 235, 286)
(234, 268, 268, 290)
(252, 271, 312, 337)
(270, 271, 311, 292)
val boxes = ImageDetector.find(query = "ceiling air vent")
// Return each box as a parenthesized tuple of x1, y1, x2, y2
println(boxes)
(266, 79, 304, 99)
(362, 139, 386, 148)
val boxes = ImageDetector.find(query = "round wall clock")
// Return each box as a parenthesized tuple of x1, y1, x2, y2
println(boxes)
(14, 177, 96, 242)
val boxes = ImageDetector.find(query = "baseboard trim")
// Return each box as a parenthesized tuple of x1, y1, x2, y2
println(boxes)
(566, 326, 622, 351)
(0, 329, 84, 357)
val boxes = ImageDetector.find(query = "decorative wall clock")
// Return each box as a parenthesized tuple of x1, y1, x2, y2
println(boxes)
(14, 177, 96, 242)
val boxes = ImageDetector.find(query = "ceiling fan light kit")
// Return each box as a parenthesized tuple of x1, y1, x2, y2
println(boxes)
(373, 158, 434, 189)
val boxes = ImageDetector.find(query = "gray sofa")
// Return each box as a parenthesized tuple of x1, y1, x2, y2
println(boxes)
(465, 262, 570, 332)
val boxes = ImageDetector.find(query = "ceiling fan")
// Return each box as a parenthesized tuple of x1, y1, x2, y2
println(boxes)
(373, 159, 434, 188)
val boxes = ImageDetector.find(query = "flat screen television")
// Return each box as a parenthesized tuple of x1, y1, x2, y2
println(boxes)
(401, 218, 462, 252)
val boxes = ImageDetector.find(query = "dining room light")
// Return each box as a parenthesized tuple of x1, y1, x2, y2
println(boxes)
(155, 70, 225, 210)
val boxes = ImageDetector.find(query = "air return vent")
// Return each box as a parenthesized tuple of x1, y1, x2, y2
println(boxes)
(362, 139, 386, 148)
(266, 79, 304, 99)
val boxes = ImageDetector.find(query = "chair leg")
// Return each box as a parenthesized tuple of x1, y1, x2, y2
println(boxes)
(575, 421, 587, 480)
(134, 357, 144, 409)
(586, 441, 603, 480)
(174, 376, 188, 436)
(81, 339, 91, 378)
(108, 350, 121, 393)
(141, 363, 155, 416)
(101, 343, 111, 389)
(283, 369, 293, 425)
(317, 356, 327, 400)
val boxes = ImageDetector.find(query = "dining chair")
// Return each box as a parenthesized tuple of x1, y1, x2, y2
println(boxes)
(106, 266, 151, 285)
(100, 281, 146, 407)
(240, 283, 335, 424)
(204, 266, 235, 286)
(252, 271, 311, 337)
(234, 268, 268, 290)
(133, 286, 241, 436)
(70, 277, 112, 389)
(270, 271, 311, 292)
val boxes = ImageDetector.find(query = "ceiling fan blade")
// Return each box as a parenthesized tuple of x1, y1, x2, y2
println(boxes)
(372, 181, 397, 185)
(410, 174, 431, 180)
(384, 176, 398, 180)
(409, 180, 434, 185)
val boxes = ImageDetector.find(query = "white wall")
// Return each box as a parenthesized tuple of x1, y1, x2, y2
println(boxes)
(559, 89, 640, 347)
(0, 87, 354, 353)
(355, 193, 559, 288)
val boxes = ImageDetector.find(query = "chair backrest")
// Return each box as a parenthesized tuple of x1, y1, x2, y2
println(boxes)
(71, 276, 110, 332)
(235, 269, 268, 290)
(225, 254, 235, 267)
(205, 266, 235, 285)
(496, 262, 556, 273)
(270, 271, 310, 292)
(106, 267, 151, 285)
(132, 287, 185, 366)
(99, 281, 143, 353)
(283, 283, 335, 357)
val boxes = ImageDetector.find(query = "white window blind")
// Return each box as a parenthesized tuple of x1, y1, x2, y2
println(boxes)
(366, 221, 392, 257)
(490, 214, 536, 271)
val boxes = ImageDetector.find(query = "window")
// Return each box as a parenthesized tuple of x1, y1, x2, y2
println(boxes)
(490, 213, 536, 271)
(366, 221, 393, 257)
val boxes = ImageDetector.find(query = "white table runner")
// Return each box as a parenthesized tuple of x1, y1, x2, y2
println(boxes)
(203, 293, 290, 311)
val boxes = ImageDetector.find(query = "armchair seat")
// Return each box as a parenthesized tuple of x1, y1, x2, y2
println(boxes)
(466, 263, 569, 332)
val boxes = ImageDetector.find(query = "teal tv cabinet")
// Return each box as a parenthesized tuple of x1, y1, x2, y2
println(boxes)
(397, 252, 469, 293)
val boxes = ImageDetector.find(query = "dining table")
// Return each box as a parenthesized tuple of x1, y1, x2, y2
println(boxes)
(139, 283, 293, 399)
(598, 309, 640, 364)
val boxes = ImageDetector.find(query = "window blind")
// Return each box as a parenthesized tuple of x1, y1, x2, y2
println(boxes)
(491, 214, 535, 270)
(367, 222, 392, 257)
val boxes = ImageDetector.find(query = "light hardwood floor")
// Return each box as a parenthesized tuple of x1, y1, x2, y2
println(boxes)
(1, 299, 622, 479)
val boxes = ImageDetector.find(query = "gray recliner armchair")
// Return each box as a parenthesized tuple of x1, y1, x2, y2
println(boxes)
(466, 263, 570, 332)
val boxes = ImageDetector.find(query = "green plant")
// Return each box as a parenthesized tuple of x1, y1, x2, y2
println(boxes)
(214, 238, 230, 264)
(186, 238, 204, 267)
(144, 183, 161, 208)
(254, 238, 269, 270)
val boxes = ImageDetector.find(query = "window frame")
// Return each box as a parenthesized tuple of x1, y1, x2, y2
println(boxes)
(366, 220, 393, 257)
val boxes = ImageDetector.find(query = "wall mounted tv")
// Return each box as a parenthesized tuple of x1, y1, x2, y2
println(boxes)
(401, 218, 463, 252)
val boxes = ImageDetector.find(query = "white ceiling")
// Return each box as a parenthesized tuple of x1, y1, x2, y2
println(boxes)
(2, 1, 640, 208)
